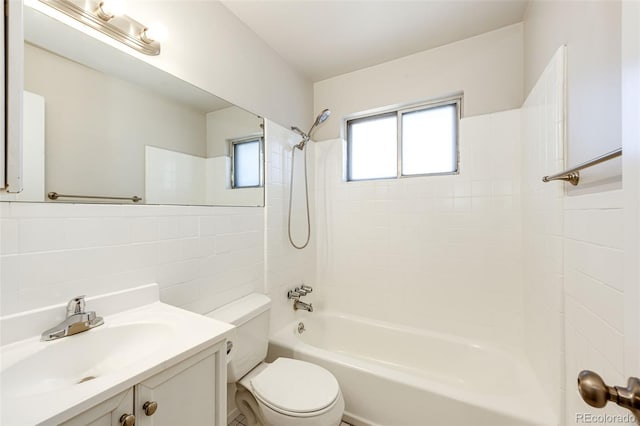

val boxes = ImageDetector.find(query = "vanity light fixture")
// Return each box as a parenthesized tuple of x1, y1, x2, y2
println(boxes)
(39, 0, 165, 55)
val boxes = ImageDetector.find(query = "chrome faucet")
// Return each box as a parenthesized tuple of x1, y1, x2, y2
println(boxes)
(41, 296, 104, 341)
(287, 285, 313, 312)
(294, 300, 313, 312)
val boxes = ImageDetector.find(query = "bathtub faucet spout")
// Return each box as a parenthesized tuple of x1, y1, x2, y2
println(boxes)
(294, 300, 313, 312)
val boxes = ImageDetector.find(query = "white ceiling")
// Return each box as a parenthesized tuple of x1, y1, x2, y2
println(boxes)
(222, 0, 528, 82)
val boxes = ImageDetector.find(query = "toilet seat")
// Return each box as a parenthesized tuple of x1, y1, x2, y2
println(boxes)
(248, 358, 340, 416)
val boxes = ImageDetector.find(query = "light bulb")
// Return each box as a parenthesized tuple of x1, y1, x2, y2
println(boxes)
(98, 0, 127, 19)
(141, 22, 168, 43)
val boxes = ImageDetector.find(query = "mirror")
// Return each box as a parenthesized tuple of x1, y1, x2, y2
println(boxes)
(7, 4, 264, 207)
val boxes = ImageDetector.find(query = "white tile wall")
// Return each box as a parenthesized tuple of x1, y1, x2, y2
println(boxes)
(313, 108, 525, 349)
(263, 121, 317, 333)
(521, 46, 566, 420)
(0, 202, 264, 317)
(145, 146, 206, 205)
(521, 46, 627, 425)
(563, 191, 627, 426)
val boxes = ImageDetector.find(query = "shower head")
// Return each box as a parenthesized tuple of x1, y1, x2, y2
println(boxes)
(308, 109, 331, 137)
(313, 109, 331, 127)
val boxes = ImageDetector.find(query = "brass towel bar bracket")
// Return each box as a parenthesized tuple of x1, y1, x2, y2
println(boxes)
(542, 148, 622, 186)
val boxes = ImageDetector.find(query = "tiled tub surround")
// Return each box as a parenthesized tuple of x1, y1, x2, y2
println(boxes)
(313, 109, 524, 349)
(0, 193, 264, 318)
(521, 46, 628, 425)
(521, 46, 566, 419)
(263, 120, 318, 335)
(269, 312, 555, 426)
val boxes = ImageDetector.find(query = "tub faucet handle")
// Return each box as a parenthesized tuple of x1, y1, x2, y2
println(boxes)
(295, 287, 309, 296)
(287, 290, 301, 299)
(300, 285, 313, 293)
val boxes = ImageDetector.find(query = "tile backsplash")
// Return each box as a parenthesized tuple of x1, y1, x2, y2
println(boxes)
(0, 202, 264, 316)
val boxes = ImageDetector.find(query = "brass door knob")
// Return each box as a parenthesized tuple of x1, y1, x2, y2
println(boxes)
(143, 401, 158, 416)
(577, 370, 640, 422)
(119, 413, 136, 426)
(577, 370, 611, 408)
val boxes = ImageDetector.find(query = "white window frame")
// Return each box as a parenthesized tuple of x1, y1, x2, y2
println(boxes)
(345, 94, 462, 182)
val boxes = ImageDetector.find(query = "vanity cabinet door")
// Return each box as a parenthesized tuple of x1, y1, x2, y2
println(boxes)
(135, 343, 226, 426)
(60, 388, 134, 426)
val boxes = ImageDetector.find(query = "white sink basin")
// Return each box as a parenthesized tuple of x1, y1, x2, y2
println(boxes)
(2, 322, 176, 397)
(0, 290, 234, 426)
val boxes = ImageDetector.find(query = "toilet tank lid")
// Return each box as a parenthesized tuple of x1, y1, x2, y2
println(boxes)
(206, 293, 271, 325)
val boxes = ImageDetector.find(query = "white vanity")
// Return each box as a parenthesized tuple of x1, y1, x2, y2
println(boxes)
(0, 284, 233, 425)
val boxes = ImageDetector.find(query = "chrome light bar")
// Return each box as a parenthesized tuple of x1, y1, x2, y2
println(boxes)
(38, 0, 161, 56)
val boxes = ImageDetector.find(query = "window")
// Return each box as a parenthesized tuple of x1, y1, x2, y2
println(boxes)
(230, 137, 263, 188)
(346, 97, 460, 181)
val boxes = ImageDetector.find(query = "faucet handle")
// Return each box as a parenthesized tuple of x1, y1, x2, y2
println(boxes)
(66, 295, 86, 316)
(300, 285, 313, 293)
(295, 287, 309, 296)
(287, 290, 301, 300)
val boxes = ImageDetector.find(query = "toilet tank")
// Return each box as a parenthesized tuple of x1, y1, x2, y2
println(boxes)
(206, 293, 271, 382)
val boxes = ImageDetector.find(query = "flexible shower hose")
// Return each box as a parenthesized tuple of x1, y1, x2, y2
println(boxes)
(288, 144, 311, 249)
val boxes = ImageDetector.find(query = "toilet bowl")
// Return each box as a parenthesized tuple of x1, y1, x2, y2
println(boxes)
(235, 359, 344, 426)
(206, 293, 345, 426)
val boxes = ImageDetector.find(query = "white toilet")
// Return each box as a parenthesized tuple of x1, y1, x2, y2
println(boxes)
(207, 293, 345, 426)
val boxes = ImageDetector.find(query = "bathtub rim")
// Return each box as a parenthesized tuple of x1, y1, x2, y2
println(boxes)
(270, 311, 557, 426)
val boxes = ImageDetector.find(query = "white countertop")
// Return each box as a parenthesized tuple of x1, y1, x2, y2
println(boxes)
(0, 286, 234, 425)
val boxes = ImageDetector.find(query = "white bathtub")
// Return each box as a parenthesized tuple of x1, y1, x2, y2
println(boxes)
(268, 313, 556, 426)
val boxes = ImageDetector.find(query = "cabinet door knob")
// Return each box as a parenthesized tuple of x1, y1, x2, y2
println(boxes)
(143, 401, 158, 416)
(119, 413, 136, 426)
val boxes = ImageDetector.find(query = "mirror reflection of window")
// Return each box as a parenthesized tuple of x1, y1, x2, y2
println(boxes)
(231, 137, 263, 188)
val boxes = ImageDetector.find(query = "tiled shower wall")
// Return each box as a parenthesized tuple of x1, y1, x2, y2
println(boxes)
(313, 109, 525, 349)
(563, 191, 626, 426)
(264, 120, 317, 334)
(521, 46, 566, 419)
(522, 46, 627, 424)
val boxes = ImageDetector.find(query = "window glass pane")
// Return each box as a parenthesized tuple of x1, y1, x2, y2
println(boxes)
(234, 140, 260, 187)
(348, 114, 397, 180)
(401, 104, 457, 175)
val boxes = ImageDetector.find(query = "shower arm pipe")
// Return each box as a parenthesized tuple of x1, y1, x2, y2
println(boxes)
(542, 148, 622, 186)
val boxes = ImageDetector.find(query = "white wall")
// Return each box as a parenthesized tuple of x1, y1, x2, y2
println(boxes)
(524, 0, 622, 192)
(25, 43, 207, 199)
(112, 0, 313, 129)
(206, 107, 262, 158)
(313, 109, 524, 348)
(313, 23, 523, 140)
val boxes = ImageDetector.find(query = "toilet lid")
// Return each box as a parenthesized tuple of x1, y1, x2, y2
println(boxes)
(250, 358, 340, 414)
